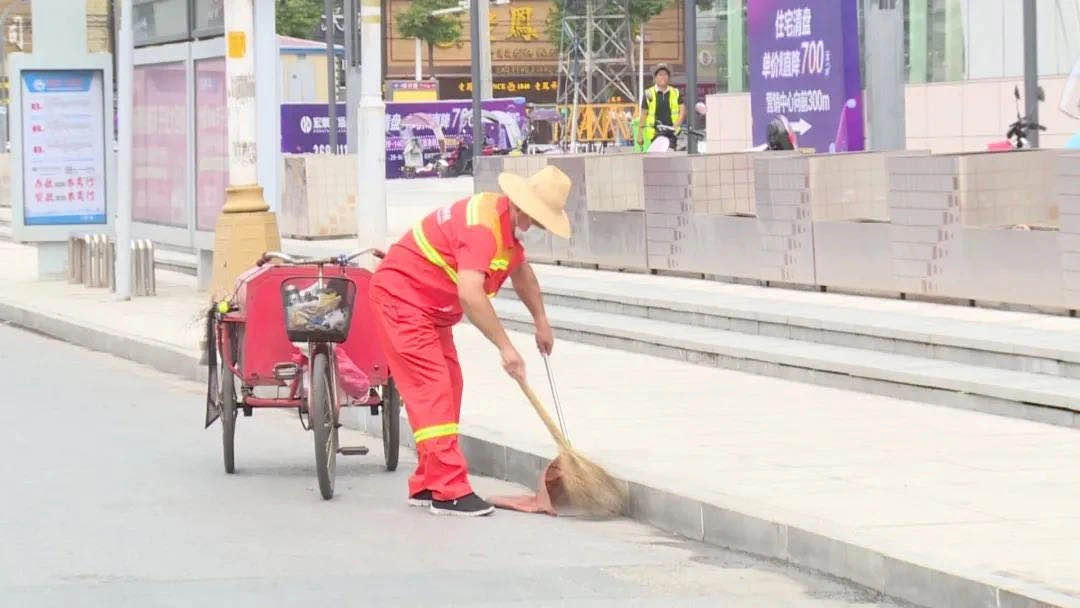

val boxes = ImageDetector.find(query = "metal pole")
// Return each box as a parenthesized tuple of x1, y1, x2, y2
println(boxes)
(470, 0, 484, 158)
(115, 0, 133, 300)
(585, 0, 594, 101)
(357, 0, 387, 251)
(1023, 0, 1039, 148)
(477, 0, 493, 99)
(865, 0, 906, 151)
(637, 32, 644, 106)
(325, 0, 339, 153)
(414, 37, 422, 80)
(344, 0, 361, 154)
(255, 0, 280, 212)
(570, 46, 580, 151)
(684, 0, 698, 154)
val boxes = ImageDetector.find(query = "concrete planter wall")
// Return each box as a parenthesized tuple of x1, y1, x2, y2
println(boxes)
(1058, 153, 1080, 309)
(476, 154, 649, 271)
(280, 154, 357, 239)
(888, 150, 1064, 308)
(481, 149, 1080, 312)
(808, 151, 929, 294)
(645, 152, 766, 279)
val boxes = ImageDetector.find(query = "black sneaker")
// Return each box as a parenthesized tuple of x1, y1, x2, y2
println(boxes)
(430, 493, 495, 517)
(408, 490, 434, 507)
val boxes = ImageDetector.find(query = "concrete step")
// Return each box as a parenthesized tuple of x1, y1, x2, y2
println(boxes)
(153, 248, 197, 276)
(501, 265, 1080, 381)
(494, 299, 1080, 429)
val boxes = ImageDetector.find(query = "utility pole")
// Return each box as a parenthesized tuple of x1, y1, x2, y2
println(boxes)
(865, 0, 906, 150)
(470, 0, 484, 158)
(116, 0, 133, 300)
(683, 0, 698, 154)
(356, 0, 387, 251)
(1023, 0, 1039, 148)
(344, 0, 361, 154)
(325, 0, 338, 153)
(211, 0, 281, 299)
(477, 0, 493, 99)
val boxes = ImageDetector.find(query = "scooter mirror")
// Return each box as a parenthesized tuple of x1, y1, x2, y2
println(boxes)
(1014, 85, 1021, 100)
(1038, 86, 1045, 102)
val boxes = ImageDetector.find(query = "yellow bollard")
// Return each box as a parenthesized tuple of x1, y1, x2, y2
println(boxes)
(209, 185, 281, 300)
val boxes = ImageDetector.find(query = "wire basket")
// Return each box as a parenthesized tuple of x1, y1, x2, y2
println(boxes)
(281, 276, 357, 343)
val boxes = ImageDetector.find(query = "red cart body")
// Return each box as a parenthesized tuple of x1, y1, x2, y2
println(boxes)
(224, 263, 389, 393)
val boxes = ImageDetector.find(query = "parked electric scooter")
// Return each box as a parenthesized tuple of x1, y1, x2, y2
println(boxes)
(647, 124, 706, 153)
(436, 138, 474, 178)
(987, 85, 1046, 151)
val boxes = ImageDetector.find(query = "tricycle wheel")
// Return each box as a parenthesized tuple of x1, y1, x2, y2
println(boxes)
(310, 352, 337, 500)
(381, 378, 401, 472)
(220, 333, 237, 475)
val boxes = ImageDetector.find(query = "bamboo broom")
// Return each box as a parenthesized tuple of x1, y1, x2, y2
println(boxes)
(515, 378, 627, 517)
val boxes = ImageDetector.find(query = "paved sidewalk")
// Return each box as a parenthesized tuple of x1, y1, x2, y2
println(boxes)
(1, 239, 1079, 607)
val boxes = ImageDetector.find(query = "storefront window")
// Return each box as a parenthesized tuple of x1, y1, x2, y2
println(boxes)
(133, 62, 188, 227)
(133, 0, 190, 46)
(195, 58, 228, 231)
(696, 0, 749, 93)
(193, 0, 225, 38)
(904, 0, 1080, 83)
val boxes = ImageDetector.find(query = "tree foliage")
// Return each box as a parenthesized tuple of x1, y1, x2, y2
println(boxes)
(396, 0, 465, 75)
(277, 0, 325, 39)
(546, 0, 713, 46)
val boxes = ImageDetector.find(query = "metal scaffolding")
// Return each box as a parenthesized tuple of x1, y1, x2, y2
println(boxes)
(556, 0, 635, 107)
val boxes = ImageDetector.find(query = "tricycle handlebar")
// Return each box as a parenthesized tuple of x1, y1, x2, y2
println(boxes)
(257, 248, 385, 268)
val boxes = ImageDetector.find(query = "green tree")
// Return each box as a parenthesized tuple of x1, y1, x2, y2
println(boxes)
(277, 0, 324, 38)
(546, 0, 713, 46)
(396, 0, 464, 77)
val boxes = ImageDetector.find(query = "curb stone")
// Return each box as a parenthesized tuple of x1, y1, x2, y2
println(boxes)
(1, 297, 1077, 608)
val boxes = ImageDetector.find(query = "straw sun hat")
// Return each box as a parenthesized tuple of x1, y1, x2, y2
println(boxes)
(497, 166, 573, 239)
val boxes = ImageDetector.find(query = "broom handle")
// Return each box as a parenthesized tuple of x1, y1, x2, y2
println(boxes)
(542, 354, 570, 444)
(516, 379, 572, 451)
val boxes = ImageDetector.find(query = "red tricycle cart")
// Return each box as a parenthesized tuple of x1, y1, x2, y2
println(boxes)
(204, 249, 399, 500)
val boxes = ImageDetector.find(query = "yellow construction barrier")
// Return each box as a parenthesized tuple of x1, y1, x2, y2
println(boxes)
(551, 103, 638, 144)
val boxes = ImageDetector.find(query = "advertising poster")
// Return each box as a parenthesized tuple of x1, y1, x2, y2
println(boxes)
(281, 98, 528, 179)
(747, 0, 864, 153)
(280, 103, 348, 155)
(195, 58, 228, 231)
(133, 62, 188, 226)
(384, 98, 527, 179)
(20, 70, 107, 225)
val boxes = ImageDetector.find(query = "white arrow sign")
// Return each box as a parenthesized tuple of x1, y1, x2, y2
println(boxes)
(790, 118, 812, 135)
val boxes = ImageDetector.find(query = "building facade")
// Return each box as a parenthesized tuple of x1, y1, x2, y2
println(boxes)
(703, 0, 1080, 152)
(384, 0, 686, 102)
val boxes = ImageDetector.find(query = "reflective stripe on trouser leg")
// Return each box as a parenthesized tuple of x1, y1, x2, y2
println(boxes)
(413, 422, 458, 443)
(369, 285, 473, 501)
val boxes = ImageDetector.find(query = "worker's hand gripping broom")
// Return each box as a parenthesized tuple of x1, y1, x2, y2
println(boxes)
(514, 355, 627, 517)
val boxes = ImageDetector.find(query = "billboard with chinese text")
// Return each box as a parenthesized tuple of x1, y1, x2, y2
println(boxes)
(747, 0, 864, 153)
(281, 103, 348, 155)
(280, 99, 528, 179)
(384, 98, 527, 179)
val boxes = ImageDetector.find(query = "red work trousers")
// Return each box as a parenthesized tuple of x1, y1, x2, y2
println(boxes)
(369, 284, 474, 501)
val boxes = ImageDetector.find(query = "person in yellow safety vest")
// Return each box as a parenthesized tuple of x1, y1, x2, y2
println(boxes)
(638, 64, 686, 150)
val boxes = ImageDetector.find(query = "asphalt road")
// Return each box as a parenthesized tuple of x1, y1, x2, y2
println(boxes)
(0, 323, 908, 607)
